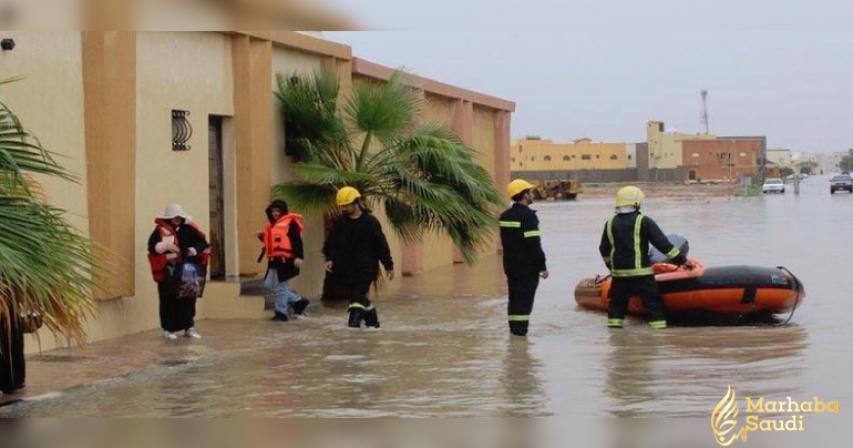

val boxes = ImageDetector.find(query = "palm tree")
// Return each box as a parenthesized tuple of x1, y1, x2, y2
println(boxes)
(273, 69, 503, 263)
(0, 78, 99, 343)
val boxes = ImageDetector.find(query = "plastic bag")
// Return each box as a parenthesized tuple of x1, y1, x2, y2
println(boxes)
(177, 262, 205, 299)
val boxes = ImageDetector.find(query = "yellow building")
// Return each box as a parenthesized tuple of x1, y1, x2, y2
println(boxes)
(645, 121, 715, 169)
(0, 31, 514, 351)
(511, 137, 629, 171)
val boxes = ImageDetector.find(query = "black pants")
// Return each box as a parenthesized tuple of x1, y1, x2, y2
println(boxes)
(506, 274, 540, 336)
(608, 275, 665, 322)
(0, 317, 25, 393)
(158, 280, 197, 332)
(345, 282, 379, 328)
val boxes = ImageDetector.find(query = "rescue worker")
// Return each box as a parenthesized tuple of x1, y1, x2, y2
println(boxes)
(258, 199, 309, 321)
(598, 186, 687, 329)
(322, 187, 394, 328)
(499, 179, 548, 337)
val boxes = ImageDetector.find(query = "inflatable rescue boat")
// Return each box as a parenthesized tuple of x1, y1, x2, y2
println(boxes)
(574, 260, 804, 319)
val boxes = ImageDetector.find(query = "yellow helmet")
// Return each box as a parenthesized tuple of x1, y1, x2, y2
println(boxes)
(507, 179, 535, 199)
(615, 185, 645, 207)
(335, 186, 361, 206)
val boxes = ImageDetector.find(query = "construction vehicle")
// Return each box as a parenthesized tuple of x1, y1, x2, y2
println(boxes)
(530, 179, 581, 200)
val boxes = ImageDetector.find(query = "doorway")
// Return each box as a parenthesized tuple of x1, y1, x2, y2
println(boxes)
(208, 115, 226, 279)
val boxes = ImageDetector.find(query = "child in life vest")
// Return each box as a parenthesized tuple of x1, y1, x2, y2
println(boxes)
(258, 199, 309, 321)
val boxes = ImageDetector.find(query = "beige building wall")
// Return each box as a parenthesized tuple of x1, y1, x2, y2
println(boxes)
(511, 138, 628, 171)
(472, 105, 497, 255)
(416, 94, 457, 272)
(269, 46, 328, 297)
(2, 32, 511, 352)
(646, 121, 714, 169)
(767, 149, 794, 168)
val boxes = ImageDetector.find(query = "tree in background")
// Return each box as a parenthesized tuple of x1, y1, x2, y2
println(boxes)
(273, 69, 502, 264)
(840, 149, 853, 173)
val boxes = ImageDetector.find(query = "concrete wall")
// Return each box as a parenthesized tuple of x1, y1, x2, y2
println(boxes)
(682, 138, 762, 182)
(646, 121, 715, 169)
(3, 31, 513, 351)
(511, 138, 628, 171)
(269, 46, 328, 298)
(513, 169, 639, 183)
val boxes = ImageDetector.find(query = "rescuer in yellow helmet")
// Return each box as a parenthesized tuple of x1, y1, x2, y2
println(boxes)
(323, 186, 393, 328)
(599, 186, 687, 329)
(499, 179, 548, 336)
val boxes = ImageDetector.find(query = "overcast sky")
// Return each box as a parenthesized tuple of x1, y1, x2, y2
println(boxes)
(324, 1, 853, 153)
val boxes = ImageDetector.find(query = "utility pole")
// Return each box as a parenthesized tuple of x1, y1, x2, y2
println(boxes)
(700, 89, 710, 134)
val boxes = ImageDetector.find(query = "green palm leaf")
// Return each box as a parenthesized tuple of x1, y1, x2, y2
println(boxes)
(274, 69, 502, 264)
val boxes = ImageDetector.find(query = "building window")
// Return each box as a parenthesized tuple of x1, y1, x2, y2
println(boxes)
(518, 147, 523, 153)
(595, 155, 600, 159)
(739, 152, 747, 157)
(544, 155, 551, 161)
(610, 155, 618, 160)
(628, 155, 632, 160)
(531, 156, 535, 161)
(511, 157, 516, 162)
(581, 154, 591, 160)
(692, 153, 699, 158)
(563, 155, 570, 161)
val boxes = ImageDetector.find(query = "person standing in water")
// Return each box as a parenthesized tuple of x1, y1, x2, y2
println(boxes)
(499, 179, 549, 337)
(322, 187, 393, 328)
(259, 199, 310, 321)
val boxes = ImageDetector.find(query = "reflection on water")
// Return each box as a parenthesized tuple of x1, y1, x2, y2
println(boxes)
(2, 177, 851, 418)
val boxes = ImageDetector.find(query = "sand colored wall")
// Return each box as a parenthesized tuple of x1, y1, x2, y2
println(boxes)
(511, 138, 629, 171)
(646, 121, 715, 169)
(268, 46, 329, 297)
(682, 138, 762, 181)
(471, 105, 497, 255)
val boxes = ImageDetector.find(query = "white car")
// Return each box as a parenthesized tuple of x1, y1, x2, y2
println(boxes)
(762, 178, 785, 194)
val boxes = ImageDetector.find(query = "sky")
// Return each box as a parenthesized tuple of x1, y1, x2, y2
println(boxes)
(323, 1, 853, 153)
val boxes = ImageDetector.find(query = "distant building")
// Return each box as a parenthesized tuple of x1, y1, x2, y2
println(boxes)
(511, 137, 629, 171)
(815, 152, 847, 175)
(625, 144, 638, 169)
(645, 121, 715, 170)
(766, 149, 793, 169)
(682, 137, 765, 182)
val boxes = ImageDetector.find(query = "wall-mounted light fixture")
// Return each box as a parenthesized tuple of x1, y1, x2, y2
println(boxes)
(171, 110, 192, 151)
(1, 38, 15, 51)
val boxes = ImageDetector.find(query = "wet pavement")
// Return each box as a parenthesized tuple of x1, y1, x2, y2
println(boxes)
(1, 176, 851, 418)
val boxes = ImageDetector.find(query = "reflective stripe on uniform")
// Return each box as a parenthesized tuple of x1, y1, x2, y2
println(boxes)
(611, 267, 655, 277)
(523, 230, 541, 238)
(348, 303, 374, 311)
(633, 214, 643, 271)
(666, 247, 681, 259)
(648, 320, 667, 329)
(499, 221, 522, 228)
(508, 315, 529, 322)
(607, 318, 624, 327)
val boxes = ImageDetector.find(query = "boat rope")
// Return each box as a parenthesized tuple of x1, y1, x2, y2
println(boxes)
(776, 266, 803, 326)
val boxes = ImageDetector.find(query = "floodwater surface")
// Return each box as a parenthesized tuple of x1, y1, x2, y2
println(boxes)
(2, 177, 851, 418)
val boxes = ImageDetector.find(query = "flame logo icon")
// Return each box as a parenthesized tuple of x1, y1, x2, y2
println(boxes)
(712, 385, 747, 446)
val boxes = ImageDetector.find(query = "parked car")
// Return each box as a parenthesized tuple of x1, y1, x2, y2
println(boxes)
(762, 178, 785, 194)
(830, 174, 853, 194)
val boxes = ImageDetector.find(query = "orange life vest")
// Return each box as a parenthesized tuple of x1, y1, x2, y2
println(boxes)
(147, 219, 210, 282)
(263, 213, 303, 259)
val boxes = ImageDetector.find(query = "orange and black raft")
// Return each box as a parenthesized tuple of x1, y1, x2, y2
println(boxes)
(574, 260, 805, 317)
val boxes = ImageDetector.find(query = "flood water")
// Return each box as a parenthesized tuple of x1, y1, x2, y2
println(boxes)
(3, 176, 852, 419)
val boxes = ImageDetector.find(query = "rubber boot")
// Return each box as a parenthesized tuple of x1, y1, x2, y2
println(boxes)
(364, 308, 380, 328)
(292, 298, 310, 315)
(347, 308, 363, 328)
(508, 321, 528, 336)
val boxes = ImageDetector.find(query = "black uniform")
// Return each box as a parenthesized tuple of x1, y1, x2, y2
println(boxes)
(499, 203, 547, 336)
(598, 211, 685, 328)
(0, 315, 25, 393)
(322, 212, 393, 328)
(147, 221, 209, 333)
